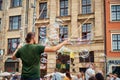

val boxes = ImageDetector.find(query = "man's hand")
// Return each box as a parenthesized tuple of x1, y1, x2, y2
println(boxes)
(62, 39, 69, 45)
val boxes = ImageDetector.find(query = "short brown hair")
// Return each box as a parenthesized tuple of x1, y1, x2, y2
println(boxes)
(25, 32, 35, 43)
(89, 76, 97, 80)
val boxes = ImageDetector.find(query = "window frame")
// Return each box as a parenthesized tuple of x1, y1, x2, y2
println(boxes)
(60, 0, 68, 16)
(59, 25, 68, 42)
(39, 2, 47, 19)
(82, 0, 91, 14)
(56, 52, 70, 73)
(38, 27, 47, 44)
(9, 15, 21, 31)
(79, 51, 94, 63)
(79, 68, 87, 73)
(10, 0, 22, 8)
(82, 23, 92, 40)
(5, 61, 19, 72)
(110, 4, 120, 22)
(111, 33, 120, 51)
(7, 38, 20, 55)
(0, 0, 2, 10)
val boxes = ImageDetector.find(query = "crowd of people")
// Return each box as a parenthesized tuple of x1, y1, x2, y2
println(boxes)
(2, 71, 120, 80)
(107, 73, 120, 80)
(8, 32, 119, 80)
(2, 73, 21, 80)
(41, 63, 120, 80)
(1, 63, 119, 80)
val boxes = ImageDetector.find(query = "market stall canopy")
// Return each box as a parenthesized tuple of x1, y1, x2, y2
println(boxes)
(5, 58, 19, 63)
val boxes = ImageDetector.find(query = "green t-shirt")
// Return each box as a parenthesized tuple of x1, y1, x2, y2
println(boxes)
(15, 44, 45, 79)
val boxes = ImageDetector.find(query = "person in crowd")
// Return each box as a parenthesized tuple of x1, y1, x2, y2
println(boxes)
(40, 77, 42, 80)
(106, 75, 111, 80)
(95, 73, 104, 80)
(74, 72, 83, 80)
(12, 32, 68, 80)
(107, 73, 114, 80)
(49, 75, 52, 80)
(43, 77, 47, 80)
(88, 76, 97, 80)
(64, 72, 72, 80)
(81, 72, 85, 80)
(70, 52, 75, 66)
(112, 73, 120, 80)
(52, 68, 62, 80)
(85, 63, 95, 80)
(106, 75, 110, 80)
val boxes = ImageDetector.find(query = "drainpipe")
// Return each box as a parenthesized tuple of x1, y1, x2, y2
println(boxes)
(32, 0, 36, 32)
(25, 0, 29, 25)
(104, 0, 107, 78)
(23, 0, 29, 38)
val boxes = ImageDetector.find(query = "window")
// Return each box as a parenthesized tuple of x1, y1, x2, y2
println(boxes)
(5, 58, 19, 72)
(82, 0, 91, 14)
(79, 51, 94, 62)
(112, 34, 120, 51)
(56, 52, 70, 73)
(9, 15, 21, 30)
(39, 2, 47, 18)
(0, 0, 2, 10)
(112, 66, 120, 78)
(60, 0, 68, 16)
(111, 5, 120, 21)
(8, 38, 20, 54)
(0, 18, 1, 32)
(39, 27, 46, 44)
(59, 25, 68, 42)
(11, 0, 22, 7)
(0, 49, 4, 55)
(40, 53, 47, 77)
(79, 68, 87, 73)
(82, 23, 92, 40)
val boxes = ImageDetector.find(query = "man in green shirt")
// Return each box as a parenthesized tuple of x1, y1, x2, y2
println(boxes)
(12, 32, 68, 80)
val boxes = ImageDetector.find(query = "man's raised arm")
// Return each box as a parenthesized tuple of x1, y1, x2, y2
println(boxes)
(44, 40, 68, 52)
(12, 43, 23, 60)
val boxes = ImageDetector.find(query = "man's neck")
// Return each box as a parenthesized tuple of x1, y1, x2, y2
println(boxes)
(27, 41, 33, 44)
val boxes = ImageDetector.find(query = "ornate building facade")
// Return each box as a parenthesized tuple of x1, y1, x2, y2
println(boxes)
(36, 0, 105, 75)
(0, 0, 35, 72)
(0, 0, 105, 77)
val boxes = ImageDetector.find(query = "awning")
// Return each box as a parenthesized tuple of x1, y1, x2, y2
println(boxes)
(5, 58, 19, 63)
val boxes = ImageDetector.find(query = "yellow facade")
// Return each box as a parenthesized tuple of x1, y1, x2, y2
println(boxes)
(0, 0, 35, 72)
(36, 0, 105, 75)
(0, 0, 105, 76)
